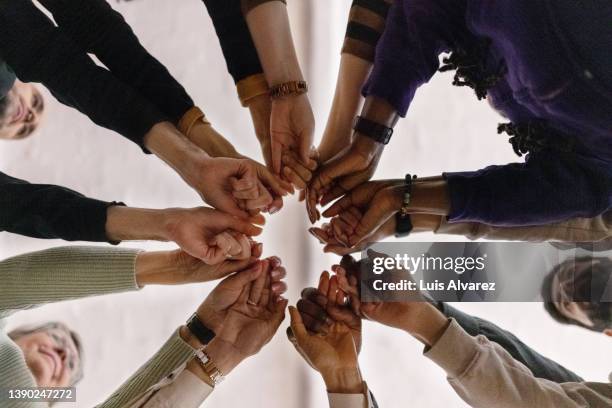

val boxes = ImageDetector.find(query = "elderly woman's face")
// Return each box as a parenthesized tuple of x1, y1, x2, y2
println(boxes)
(14, 327, 81, 387)
(0, 81, 45, 140)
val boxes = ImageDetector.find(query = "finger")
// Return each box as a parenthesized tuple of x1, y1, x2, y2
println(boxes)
(230, 175, 256, 193)
(259, 276, 271, 307)
(282, 152, 313, 184)
(212, 232, 238, 260)
(270, 266, 286, 282)
(298, 189, 306, 202)
(320, 185, 348, 207)
(268, 255, 282, 269)
(308, 227, 331, 245)
(251, 241, 264, 259)
(336, 288, 347, 306)
(349, 206, 395, 247)
(260, 165, 292, 196)
(323, 244, 355, 256)
(282, 166, 307, 190)
(271, 280, 287, 295)
(271, 140, 282, 174)
(322, 193, 354, 218)
(237, 282, 251, 304)
(227, 261, 263, 287)
(300, 312, 330, 334)
(245, 184, 273, 210)
(231, 233, 252, 260)
(341, 209, 361, 229)
(219, 214, 262, 237)
(299, 126, 314, 166)
(249, 259, 269, 304)
(318, 270, 331, 295)
(233, 186, 260, 200)
(328, 275, 339, 305)
(249, 213, 266, 226)
(300, 287, 328, 308)
(296, 297, 329, 325)
(289, 306, 308, 339)
(305, 187, 320, 224)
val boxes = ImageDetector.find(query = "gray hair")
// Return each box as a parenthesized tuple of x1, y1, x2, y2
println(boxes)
(9, 321, 85, 386)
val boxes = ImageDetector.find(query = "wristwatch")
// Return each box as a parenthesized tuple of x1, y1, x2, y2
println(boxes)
(395, 174, 416, 237)
(353, 116, 394, 145)
(194, 348, 225, 386)
(186, 313, 216, 346)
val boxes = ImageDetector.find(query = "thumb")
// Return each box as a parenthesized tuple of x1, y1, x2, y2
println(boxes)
(299, 127, 313, 166)
(288, 305, 308, 340)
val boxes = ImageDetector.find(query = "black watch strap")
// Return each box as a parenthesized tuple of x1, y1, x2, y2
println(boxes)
(353, 116, 393, 145)
(187, 313, 216, 345)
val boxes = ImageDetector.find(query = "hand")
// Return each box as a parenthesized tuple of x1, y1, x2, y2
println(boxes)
(134, 242, 263, 286)
(187, 118, 292, 214)
(194, 157, 278, 218)
(213, 262, 288, 362)
(321, 181, 404, 248)
(196, 257, 288, 333)
(288, 306, 363, 393)
(306, 134, 384, 223)
(297, 271, 362, 352)
(270, 94, 315, 174)
(162, 207, 264, 264)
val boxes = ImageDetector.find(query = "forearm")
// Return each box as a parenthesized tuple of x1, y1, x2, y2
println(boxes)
(0, 246, 139, 314)
(319, 54, 372, 162)
(244, 1, 304, 84)
(144, 122, 211, 185)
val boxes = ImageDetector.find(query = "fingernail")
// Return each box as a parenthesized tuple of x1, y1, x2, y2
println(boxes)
(271, 269, 281, 279)
(269, 206, 280, 214)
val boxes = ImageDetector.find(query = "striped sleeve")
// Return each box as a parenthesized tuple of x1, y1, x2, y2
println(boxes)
(342, 0, 393, 62)
(98, 330, 196, 408)
(0, 246, 140, 317)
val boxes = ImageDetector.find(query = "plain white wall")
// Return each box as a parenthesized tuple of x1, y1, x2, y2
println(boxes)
(0, 1, 609, 407)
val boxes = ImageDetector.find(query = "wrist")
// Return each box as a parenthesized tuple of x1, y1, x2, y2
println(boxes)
(399, 302, 449, 347)
(408, 180, 451, 215)
(188, 122, 241, 159)
(134, 251, 178, 287)
(204, 338, 244, 376)
(352, 133, 385, 162)
(322, 367, 363, 394)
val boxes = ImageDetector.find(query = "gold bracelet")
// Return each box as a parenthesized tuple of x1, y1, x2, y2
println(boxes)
(194, 348, 224, 387)
(269, 80, 308, 99)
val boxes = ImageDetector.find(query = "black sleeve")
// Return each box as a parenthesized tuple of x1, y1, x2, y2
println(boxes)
(201, 0, 264, 84)
(437, 302, 584, 383)
(38, 0, 194, 125)
(0, 171, 121, 242)
(0, 0, 168, 150)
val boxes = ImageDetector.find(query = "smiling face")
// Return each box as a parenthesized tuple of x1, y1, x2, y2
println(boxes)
(0, 81, 45, 140)
(13, 325, 82, 387)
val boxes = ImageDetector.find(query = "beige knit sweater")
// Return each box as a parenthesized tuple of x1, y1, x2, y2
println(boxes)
(0, 246, 196, 408)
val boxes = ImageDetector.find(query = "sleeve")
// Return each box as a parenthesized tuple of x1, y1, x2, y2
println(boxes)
(202, 0, 265, 84)
(0, 173, 123, 242)
(363, 0, 468, 116)
(38, 0, 194, 126)
(434, 213, 612, 243)
(0, 171, 121, 243)
(342, 0, 393, 63)
(136, 370, 213, 408)
(424, 319, 612, 408)
(327, 382, 376, 408)
(0, 246, 140, 316)
(443, 151, 612, 226)
(0, 0, 168, 149)
(242, 0, 286, 14)
(98, 330, 196, 408)
(437, 303, 583, 383)
(0, 332, 47, 408)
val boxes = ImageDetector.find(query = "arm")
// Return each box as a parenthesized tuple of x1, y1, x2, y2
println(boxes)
(243, 0, 315, 172)
(424, 317, 612, 408)
(444, 151, 612, 225)
(0, 171, 120, 242)
(0, 0, 167, 149)
(0, 246, 140, 316)
(436, 303, 583, 383)
(319, 0, 392, 162)
(38, 0, 194, 125)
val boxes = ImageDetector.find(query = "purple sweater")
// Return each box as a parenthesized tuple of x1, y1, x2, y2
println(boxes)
(364, 0, 612, 226)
